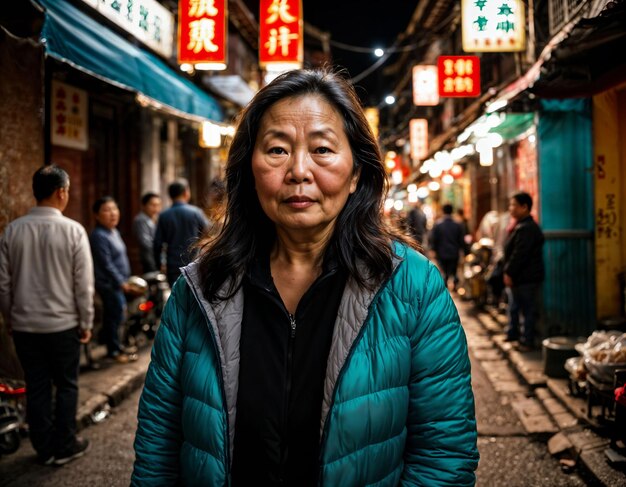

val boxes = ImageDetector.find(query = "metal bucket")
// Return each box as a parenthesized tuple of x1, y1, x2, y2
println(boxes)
(542, 336, 586, 378)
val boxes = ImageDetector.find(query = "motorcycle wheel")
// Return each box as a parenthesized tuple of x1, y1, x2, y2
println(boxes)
(0, 430, 21, 454)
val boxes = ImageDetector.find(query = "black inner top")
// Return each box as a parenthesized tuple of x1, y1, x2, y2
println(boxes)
(231, 248, 347, 486)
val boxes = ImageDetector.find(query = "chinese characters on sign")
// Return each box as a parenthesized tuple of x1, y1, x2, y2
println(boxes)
(410, 119, 429, 161)
(437, 56, 481, 98)
(79, 0, 174, 58)
(51, 81, 88, 151)
(597, 193, 619, 240)
(596, 154, 619, 240)
(178, 0, 227, 68)
(259, 0, 303, 68)
(461, 0, 525, 52)
(412, 65, 439, 106)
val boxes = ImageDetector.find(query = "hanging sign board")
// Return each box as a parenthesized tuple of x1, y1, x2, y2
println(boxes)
(51, 81, 89, 151)
(79, 0, 174, 58)
(259, 0, 303, 69)
(410, 119, 429, 161)
(412, 65, 439, 106)
(437, 56, 481, 98)
(461, 0, 526, 52)
(178, 0, 227, 69)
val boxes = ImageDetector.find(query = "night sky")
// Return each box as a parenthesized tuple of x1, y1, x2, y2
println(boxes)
(245, 0, 420, 103)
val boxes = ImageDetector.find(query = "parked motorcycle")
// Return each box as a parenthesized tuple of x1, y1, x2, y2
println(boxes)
(124, 272, 170, 349)
(460, 238, 494, 307)
(0, 379, 26, 455)
(83, 272, 170, 368)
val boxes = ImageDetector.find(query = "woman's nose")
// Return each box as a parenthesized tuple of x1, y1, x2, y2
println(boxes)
(287, 151, 312, 183)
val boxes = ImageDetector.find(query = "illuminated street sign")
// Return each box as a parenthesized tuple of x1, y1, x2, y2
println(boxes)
(364, 107, 380, 139)
(259, 0, 303, 69)
(437, 56, 481, 98)
(410, 119, 429, 160)
(412, 65, 439, 106)
(79, 0, 175, 58)
(461, 0, 526, 52)
(178, 0, 227, 69)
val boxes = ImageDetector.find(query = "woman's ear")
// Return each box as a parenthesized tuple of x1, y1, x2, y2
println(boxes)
(350, 166, 361, 194)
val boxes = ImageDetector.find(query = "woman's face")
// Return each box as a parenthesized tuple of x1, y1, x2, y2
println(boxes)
(95, 201, 120, 230)
(251, 95, 359, 240)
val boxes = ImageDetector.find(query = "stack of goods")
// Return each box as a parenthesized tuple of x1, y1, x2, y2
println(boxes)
(575, 331, 626, 384)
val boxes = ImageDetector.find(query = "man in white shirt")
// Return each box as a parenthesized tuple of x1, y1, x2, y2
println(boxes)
(0, 165, 94, 466)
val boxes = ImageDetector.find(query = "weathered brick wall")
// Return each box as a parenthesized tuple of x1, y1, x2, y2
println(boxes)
(0, 28, 44, 233)
(0, 29, 44, 378)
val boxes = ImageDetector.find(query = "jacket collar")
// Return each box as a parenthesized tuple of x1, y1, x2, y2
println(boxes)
(181, 242, 405, 460)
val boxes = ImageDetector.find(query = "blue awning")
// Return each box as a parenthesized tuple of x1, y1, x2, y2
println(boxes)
(36, 0, 223, 122)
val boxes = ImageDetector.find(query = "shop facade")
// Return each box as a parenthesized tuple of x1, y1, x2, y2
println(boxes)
(385, 0, 626, 339)
(2, 0, 230, 269)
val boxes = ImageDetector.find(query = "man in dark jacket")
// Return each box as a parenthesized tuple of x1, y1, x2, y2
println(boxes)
(132, 192, 161, 273)
(503, 192, 545, 351)
(90, 196, 134, 363)
(406, 200, 427, 246)
(154, 179, 209, 287)
(430, 203, 465, 289)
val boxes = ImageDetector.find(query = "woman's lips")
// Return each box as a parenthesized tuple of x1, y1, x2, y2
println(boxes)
(284, 196, 315, 208)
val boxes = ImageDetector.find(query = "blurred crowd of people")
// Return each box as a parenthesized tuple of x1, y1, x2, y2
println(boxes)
(390, 191, 545, 354)
(0, 165, 225, 466)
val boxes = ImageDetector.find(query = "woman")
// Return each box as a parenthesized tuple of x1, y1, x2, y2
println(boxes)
(133, 69, 478, 486)
(90, 196, 133, 363)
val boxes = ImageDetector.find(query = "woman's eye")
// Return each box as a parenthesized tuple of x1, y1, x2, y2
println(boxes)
(315, 147, 331, 154)
(268, 147, 287, 155)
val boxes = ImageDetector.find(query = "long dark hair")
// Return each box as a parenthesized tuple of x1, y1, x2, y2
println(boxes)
(197, 67, 414, 302)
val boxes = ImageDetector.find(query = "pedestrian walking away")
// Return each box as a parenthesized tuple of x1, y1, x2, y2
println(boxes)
(456, 207, 473, 255)
(153, 178, 210, 287)
(503, 192, 545, 351)
(132, 192, 162, 274)
(430, 203, 466, 290)
(132, 67, 478, 486)
(90, 196, 135, 364)
(406, 199, 427, 246)
(0, 165, 93, 466)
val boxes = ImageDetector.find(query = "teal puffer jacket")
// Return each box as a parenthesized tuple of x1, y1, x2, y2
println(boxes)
(132, 244, 479, 486)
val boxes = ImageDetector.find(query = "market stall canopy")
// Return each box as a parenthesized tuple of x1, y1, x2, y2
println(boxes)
(35, 0, 223, 122)
(489, 113, 534, 141)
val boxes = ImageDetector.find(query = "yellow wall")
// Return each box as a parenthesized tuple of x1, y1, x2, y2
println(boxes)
(593, 85, 626, 318)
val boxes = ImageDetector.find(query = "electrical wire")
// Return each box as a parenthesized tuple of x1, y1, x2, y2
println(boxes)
(349, 47, 396, 84)
(329, 38, 433, 54)
(345, 8, 459, 85)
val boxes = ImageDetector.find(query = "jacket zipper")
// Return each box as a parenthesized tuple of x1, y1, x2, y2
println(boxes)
(257, 270, 336, 483)
(279, 312, 297, 483)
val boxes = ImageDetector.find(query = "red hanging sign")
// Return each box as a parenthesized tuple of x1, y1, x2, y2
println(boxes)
(178, 0, 227, 68)
(259, 0, 303, 68)
(437, 56, 480, 98)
